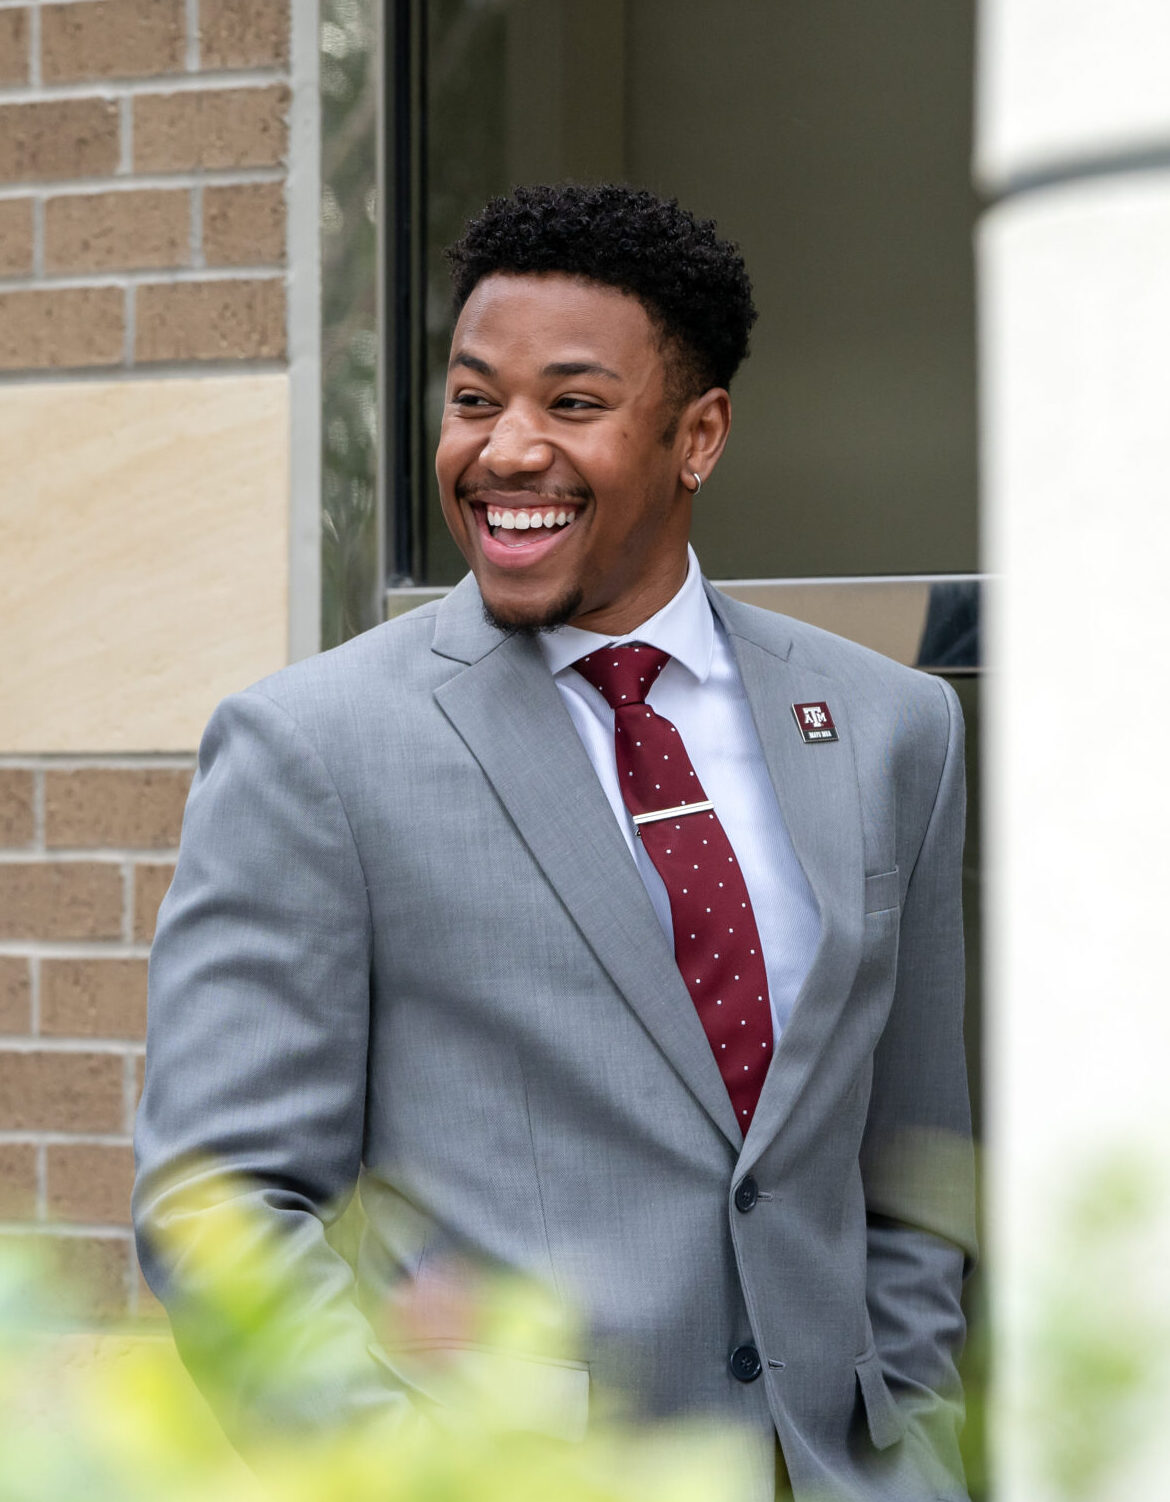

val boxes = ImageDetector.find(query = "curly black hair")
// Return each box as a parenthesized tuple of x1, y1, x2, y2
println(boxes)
(444, 183, 757, 403)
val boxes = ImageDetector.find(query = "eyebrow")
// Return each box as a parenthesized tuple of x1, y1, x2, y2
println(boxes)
(450, 352, 493, 376)
(541, 361, 622, 381)
(448, 353, 622, 382)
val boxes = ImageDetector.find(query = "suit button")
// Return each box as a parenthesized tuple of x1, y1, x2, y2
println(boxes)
(734, 1175, 759, 1213)
(729, 1344, 762, 1383)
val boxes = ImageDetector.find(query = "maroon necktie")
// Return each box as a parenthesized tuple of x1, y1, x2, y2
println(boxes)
(574, 645, 773, 1131)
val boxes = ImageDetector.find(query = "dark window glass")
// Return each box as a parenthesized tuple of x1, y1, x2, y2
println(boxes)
(395, 0, 978, 590)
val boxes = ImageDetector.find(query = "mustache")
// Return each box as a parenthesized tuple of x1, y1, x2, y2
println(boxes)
(457, 480, 592, 505)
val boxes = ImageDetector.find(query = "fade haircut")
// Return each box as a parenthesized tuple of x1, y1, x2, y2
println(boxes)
(445, 183, 758, 417)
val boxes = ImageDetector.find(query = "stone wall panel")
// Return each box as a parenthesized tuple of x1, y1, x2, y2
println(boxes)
(0, 862, 124, 942)
(45, 190, 190, 274)
(203, 181, 286, 265)
(46, 1143, 135, 1224)
(41, 959, 149, 1041)
(0, 199, 33, 275)
(0, 957, 31, 1035)
(0, 287, 124, 370)
(133, 86, 290, 172)
(201, 0, 289, 70)
(0, 768, 34, 846)
(0, 1050, 124, 1132)
(0, 8, 28, 88)
(41, 0, 185, 84)
(44, 768, 192, 849)
(0, 97, 120, 182)
(136, 277, 286, 362)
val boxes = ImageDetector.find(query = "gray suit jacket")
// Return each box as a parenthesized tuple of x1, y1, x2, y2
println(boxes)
(134, 576, 975, 1502)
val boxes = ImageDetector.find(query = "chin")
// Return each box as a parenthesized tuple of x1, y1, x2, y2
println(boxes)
(480, 584, 585, 637)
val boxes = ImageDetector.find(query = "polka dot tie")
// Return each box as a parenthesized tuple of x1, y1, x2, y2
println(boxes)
(574, 644, 773, 1132)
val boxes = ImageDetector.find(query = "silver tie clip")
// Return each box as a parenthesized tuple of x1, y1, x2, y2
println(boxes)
(632, 800, 715, 836)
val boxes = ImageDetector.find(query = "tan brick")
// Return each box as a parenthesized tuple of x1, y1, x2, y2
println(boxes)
(0, 1143, 36, 1218)
(0, 769, 35, 847)
(201, 0, 288, 70)
(41, 0, 184, 83)
(45, 190, 189, 275)
(132, 862, 173, 943)
(0, 8, 29, 87)
(0, 862, 123, 941)
(203, 181, 285, 266)
(136, 278, 285, 363)
(0, 287, 123, 372)
(134, 1051, 145, 1106)
(0, 200, 33, 276)
(0, 98, 120, 183)
(44, 768, 191, 849)
(47, 1143, 134, 1225)
(134, 86, 289, 172)
(0, 957, 31, 1034)
(41, 959, 147, 1040)
(43, 1232, 130, 1317)
(0, 1050, 124, 1131)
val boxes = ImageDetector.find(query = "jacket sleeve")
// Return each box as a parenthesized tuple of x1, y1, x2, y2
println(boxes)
(132, 686, 408, 1441)
(858, 674, 976, 1499)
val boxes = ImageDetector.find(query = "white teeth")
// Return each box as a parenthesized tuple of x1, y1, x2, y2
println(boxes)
(488, 505, 576, 534)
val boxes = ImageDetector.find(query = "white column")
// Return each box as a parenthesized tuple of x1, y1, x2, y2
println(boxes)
(978, 5, 1170, 1499)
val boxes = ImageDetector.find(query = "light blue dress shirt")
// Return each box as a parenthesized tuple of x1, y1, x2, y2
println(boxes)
(538, 548, 821, 1042)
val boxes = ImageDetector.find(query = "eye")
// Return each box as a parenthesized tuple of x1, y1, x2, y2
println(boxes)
(552, 395, 604, 412)
(451, 391, 495, 410)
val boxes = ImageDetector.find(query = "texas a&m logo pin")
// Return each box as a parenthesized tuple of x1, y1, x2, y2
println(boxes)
(791, 701, 839, 743)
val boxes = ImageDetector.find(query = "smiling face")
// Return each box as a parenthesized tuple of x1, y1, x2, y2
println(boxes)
(436, 273, 726, 636)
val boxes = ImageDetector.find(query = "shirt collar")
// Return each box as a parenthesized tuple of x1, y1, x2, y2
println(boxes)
(537, 546, 714, 684)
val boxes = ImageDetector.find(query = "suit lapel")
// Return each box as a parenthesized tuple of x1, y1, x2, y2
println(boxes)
(431, 582, 742, 1147)
(709, 589, 867, 1167)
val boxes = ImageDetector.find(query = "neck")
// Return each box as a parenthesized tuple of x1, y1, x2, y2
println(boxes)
(567, 552, 691, 637)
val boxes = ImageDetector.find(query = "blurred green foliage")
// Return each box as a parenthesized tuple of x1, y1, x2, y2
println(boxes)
(1017, 1153, 1170, 1500)
(16, 1157, 1166, 1501)
(6, 1152, 1161, 1501)
(0, 1190, 754, 1502)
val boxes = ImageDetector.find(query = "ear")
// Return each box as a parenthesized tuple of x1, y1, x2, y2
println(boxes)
(678, 388, 731, 492)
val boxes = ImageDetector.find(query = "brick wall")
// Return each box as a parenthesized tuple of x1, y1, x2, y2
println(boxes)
(0, 0, 290, 372)
(0, 0, 294, 1320)
(0, 761, 193, 1315)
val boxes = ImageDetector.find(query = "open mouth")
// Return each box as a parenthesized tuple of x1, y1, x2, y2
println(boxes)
(473, 501, 582, 560)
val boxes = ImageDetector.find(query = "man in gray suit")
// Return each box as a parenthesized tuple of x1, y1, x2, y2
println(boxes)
(135, 184, 975, 1501)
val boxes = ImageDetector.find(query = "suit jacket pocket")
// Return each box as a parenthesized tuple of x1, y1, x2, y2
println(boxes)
(854, 1345, 905, 1450)
(864, 868, 900, 916)
(372, 1339, 590, 1442)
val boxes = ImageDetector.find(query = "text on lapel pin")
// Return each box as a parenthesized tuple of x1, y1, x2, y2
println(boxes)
(791, 702, 839, 743)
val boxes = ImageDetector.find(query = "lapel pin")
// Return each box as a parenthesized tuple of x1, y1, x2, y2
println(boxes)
(791, 702, 839, 744)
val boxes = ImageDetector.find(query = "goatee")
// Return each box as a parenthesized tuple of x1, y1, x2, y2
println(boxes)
(481, 586, 585, 638)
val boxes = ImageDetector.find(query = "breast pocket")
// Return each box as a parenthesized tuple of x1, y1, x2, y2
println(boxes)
(864, 868, 900, 916)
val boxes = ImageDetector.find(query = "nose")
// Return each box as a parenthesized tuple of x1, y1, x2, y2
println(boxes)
(479, 402, 554, 476)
